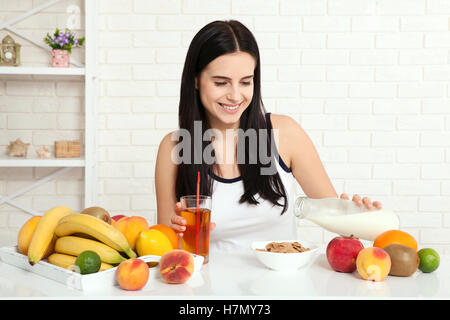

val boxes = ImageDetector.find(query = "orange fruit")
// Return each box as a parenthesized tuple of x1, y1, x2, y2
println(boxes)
(150, 224, 179, 249)
(17, 216, 56, 258)
(373, 230, 418, 251)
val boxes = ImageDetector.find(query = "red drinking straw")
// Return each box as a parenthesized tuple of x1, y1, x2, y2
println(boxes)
(195, 171, 200, 255)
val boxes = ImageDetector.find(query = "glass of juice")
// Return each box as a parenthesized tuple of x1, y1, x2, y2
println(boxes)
(180, 195, 212, 264)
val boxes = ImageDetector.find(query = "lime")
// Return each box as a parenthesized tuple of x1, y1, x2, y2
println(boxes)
(75, 250, 101, 275)
(418, 248, 440, 273)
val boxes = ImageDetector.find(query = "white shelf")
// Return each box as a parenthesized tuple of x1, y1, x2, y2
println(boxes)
(0, 66, 85, 76)
(0, 156, 85, 167)
(1, 0, 97, 212)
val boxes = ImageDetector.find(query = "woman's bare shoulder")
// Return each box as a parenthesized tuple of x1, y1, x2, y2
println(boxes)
(156, 130, 180, 167)
(269, 113, 312, 168)
(160, 130, 179, 146)
(158, 130, 181, 153)
(269, 113, 306, 140)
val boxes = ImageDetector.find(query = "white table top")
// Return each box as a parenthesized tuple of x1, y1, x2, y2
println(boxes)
(0, 246, 448, 299)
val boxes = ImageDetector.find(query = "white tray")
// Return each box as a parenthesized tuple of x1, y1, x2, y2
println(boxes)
(0, 246, 204, 291)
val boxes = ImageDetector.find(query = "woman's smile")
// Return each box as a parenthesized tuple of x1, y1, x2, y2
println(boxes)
(218, 102, 243, 114)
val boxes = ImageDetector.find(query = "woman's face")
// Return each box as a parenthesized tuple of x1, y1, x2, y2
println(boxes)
(196, 51, 256, 129)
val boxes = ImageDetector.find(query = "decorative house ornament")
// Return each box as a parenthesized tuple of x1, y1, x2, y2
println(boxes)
(0, 34, 21, 66)
(6, 138, 30, 157)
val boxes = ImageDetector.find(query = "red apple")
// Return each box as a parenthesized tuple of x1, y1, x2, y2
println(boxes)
(326, 235, 364, 273)
(112, 215, 126, 222)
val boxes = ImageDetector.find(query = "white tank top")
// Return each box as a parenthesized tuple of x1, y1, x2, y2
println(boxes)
(209, 113, 299, 253)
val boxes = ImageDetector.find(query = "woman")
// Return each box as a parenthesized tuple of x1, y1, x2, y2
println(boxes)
(155, 20, 382, 253)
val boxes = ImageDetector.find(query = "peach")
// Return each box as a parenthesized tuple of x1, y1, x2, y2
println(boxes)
(114, 216, 149, 251)
(111, 215, 126, 227)
(356, 247, 391, 282)
(159, 249, 194, 284)
(116, 258, 149, 291)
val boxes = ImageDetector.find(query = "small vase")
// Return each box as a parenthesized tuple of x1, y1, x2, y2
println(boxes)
(51, 49, 70, 68)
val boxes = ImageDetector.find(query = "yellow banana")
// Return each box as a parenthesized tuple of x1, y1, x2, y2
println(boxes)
(55, 213, 136, 258)
(48, 253, 114, 271)
(28, 206, 74, 265)
(55, 236, 127, 264)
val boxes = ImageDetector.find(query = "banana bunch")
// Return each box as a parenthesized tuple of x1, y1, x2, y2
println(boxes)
(55, 213, 137, 259)
(28, 206, 74, 265)
(27, 207, 137, 273)
(54, 236, 127, 264)
(48, 253, 114, 271)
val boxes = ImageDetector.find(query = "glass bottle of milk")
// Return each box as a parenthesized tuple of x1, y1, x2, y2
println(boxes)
(293, 197, 400, 241)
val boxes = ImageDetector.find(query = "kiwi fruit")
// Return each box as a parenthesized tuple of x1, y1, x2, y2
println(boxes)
(80, 206, 112, 224)
(384, 244, 419, 277)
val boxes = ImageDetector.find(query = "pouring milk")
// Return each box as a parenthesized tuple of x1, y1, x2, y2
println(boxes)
(293, 197, 400, 241)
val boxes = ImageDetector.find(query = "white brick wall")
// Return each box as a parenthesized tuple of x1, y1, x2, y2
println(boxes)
(1, 0, 450, 253)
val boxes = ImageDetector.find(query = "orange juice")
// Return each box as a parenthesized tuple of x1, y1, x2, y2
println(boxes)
(180, 208, 211, 263)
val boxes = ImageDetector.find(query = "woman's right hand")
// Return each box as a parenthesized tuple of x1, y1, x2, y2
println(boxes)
(171, 202, 187, 237)
(170, 202, 216, 238)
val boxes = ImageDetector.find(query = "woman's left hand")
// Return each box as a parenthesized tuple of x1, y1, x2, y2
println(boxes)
(340, 193, 382, 210)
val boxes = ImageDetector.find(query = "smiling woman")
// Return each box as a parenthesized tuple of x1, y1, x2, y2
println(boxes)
(155, 20, 382, 254)
(171, 20, 289, 216)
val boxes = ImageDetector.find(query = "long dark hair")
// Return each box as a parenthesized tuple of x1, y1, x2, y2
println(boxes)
(175, 20, 288, 214)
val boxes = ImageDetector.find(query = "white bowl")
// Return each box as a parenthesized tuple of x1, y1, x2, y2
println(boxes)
(251, 240, 319, 272)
